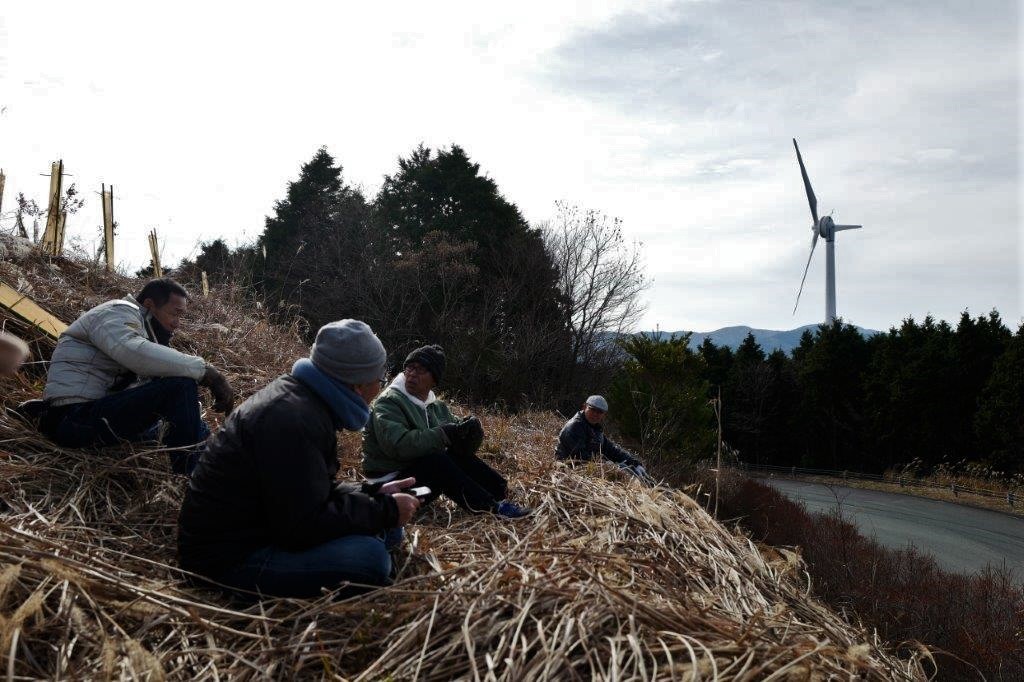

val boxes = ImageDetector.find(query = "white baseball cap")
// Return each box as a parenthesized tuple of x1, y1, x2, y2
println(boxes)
(585, 395, 609, 412)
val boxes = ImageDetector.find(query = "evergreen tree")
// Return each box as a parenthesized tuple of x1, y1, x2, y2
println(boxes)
(257, 148, 372, 329)
(608, 334, 715, 460)
(974, 324, 1024, 473)
(793, 322, 871, 470)
(372, 144, 568, 404)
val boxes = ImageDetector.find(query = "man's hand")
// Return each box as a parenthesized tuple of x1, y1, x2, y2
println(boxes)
(200, 365, 235, 414)
(380, 477, 416, 496)
(391, 492, 421, 526)
(440, 422, 460, 445)
(458, 416, 484, 443)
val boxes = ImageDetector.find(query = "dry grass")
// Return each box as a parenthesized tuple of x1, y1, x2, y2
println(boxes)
(0, 247, 931, 680)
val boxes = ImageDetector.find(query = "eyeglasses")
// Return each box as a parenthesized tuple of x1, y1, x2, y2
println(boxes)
(379, 376, 388, 389)
(404, 363, 429, 375)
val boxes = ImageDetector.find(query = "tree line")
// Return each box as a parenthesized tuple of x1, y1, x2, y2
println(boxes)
(612, 315, 1024, 477)
(173, 146, 646, 410)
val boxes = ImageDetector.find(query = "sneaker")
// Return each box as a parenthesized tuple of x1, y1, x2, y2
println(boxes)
(495, 501, 532, 519)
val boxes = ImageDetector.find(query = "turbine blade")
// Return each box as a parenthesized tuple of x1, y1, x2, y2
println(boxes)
(793, 231, 819, 315)
(833, 224, 862, 231)
(793, 138, 819, 224)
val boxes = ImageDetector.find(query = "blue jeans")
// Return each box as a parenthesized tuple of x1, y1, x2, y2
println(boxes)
(216, 535, 392, 599)
(50, 377, 210, 474)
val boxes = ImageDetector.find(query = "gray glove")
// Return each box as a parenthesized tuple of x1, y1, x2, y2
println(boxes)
(200, 365, 235, 414)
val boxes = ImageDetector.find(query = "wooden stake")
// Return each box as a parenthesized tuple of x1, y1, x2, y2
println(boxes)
(0, 283, 68, 341)
(55, 210, 67, 256)
(148, 229, 163, 278)
(41, 160, 64, 255)
(714, 386, 723, 519)
(0, 169, 5, 218)
(102, 184, 115, 272)
(201, 271, 209, 296)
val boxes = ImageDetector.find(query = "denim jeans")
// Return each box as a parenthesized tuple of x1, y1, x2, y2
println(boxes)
(50, 377, 210, 474)
(216, 534, 392, 599)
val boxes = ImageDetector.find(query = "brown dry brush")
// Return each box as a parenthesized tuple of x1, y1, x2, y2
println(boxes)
(0, 249, 931, 679)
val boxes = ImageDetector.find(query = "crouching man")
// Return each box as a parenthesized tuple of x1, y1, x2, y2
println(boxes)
(556, 395, 651, 482)
(178, 320, 421, 599)
(362, 344, 530, 518)
(40, 278, 234, 474)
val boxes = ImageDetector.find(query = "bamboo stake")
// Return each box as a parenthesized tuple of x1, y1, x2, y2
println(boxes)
(201, 271, 209, 296)
(41, 161, 64, 255)
(713, 386, 723, 519)
(55, 211, 67, 256)
(0, 169, 5, 218)
(101, 184, 115, 272)
(147, 229, 162, 278)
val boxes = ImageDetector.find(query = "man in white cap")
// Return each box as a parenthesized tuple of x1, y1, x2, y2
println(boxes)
(556, 395, 650, 481)
(178, 319, 421, 599)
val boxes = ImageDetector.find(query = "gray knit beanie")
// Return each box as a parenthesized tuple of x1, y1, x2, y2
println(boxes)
(310, 320, 387, 384)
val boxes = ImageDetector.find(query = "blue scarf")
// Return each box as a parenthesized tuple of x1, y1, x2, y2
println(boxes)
(291, 358, 371, 431)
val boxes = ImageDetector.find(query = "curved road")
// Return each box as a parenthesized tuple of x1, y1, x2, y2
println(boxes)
(763, 477, 1024, 575)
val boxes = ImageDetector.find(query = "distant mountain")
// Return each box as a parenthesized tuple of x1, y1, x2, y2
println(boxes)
(644, 324, 881, 355)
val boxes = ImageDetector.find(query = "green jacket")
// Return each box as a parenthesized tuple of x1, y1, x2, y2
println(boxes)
(362, 384, 458, 474)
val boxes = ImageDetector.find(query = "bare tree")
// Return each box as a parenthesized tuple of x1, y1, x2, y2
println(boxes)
(542, 202, 649, 391)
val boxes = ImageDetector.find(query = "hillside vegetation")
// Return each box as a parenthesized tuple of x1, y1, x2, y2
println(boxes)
(0, 245, 931, 679)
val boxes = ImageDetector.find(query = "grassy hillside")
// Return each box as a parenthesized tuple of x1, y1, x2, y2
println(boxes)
(0, 242, 930, 679)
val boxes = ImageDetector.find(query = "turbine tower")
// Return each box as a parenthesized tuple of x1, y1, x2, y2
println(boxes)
(791, 139, 862, 325)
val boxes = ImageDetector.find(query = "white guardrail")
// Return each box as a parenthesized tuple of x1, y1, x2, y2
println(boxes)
(734, 462, 1018, 510)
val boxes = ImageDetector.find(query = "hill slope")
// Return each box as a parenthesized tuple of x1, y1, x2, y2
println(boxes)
(0, 240, 928, 679)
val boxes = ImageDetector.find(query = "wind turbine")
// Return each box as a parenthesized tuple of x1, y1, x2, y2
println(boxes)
(791, 139, 862, 325)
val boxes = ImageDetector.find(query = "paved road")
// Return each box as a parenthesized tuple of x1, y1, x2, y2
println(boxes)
(763, 478, 1024, 575)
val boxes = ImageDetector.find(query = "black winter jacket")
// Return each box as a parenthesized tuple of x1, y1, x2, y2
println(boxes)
(555, 411, 640, 467)
(178, 374, 398, 578)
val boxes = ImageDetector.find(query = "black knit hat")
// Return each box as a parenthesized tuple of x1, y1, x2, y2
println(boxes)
(404, 344, 446, 384)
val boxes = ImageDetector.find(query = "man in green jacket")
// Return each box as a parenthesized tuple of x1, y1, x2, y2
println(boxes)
(362, 344, 530, 518)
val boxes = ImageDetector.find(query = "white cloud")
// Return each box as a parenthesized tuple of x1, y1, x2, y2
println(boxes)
(0, 0, 1018, 333)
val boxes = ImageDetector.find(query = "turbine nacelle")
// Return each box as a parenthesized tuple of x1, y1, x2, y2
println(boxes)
(816, 215, 834, 239)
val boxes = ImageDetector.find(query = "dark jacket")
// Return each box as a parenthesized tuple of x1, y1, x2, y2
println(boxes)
(178, 374, 398, 578)
(555, 411, 640, 467)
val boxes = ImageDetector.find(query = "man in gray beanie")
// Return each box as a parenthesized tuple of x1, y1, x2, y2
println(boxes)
(178, 320, 422, 599)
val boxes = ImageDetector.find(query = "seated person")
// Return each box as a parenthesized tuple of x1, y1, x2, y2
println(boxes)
(362, 344, 530, 519)
(556, 395, 650, 481)
(178, 320, 421, 599)
(39, 278, 234, 474)
(0, 331, 30, 377)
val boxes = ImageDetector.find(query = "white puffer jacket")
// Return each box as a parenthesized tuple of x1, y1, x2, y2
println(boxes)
(43, 297, 207, 406)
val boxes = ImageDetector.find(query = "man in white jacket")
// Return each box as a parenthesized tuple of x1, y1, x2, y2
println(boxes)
(40, 278, 234, 474)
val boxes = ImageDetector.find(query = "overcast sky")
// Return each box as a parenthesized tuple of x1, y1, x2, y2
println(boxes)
(0, 1, 1019, 333)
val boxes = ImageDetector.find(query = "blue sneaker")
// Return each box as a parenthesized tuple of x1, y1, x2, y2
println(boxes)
(495, 501, 532, 519)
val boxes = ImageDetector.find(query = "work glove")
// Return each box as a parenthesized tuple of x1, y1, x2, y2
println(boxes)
(200, 365, 235, 415)
(440, 422, 460, 446)
(633, 465, 649, 478)
(440, 416, 484, 453)
(458, 415, 484, 452)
